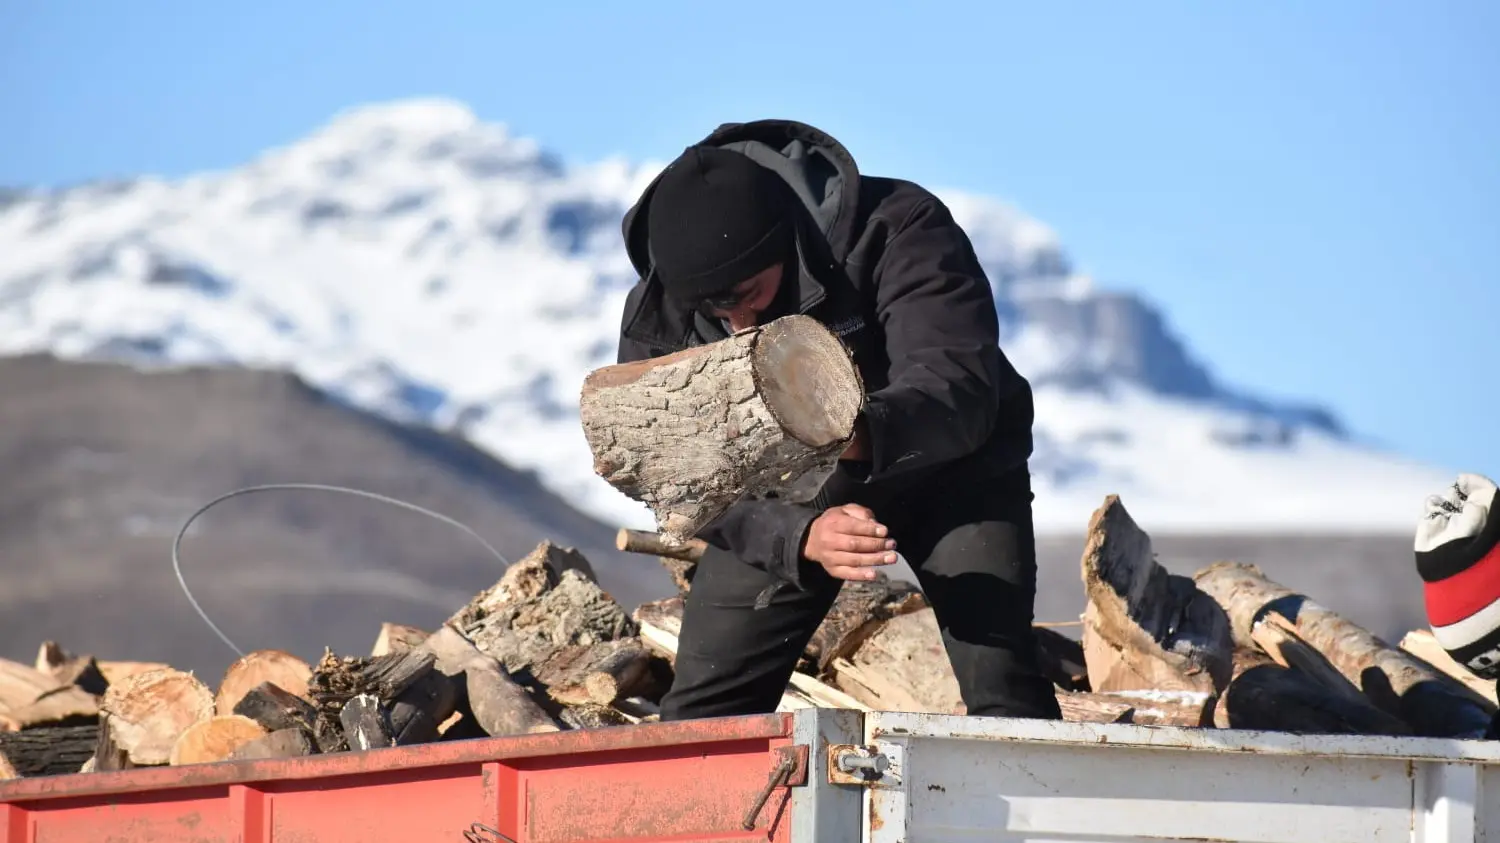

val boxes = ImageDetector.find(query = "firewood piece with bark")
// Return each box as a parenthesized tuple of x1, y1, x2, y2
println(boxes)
(0, 658, 66, 714)
(1, 684, 99, 729)
(1401, 629, 1500, 705)
(386, 669, 459, 745)
(1194, 561, 1495, 738)
(616, 528, 707, 563)
(98, 667, 215, 766)
(231, 682, 319, 735)
(580, 314, 864, 542)
(536, 639, 653, 707)
(560, 703, 633, 730)
(0, 724, 98, 777)
(215, 649, 313, 717)
(415, 625, 561, 736)
(34, 642, 109, 696)
(1094, 690, 1214, 727)
(339, 694, 394, 751)
(168, 715, 267, 766)
(454, 557, 637, 680)
(1056, 692, 1134, 724)
(0, 749, 15, 779)
(229, 728, 317, 761)
(372, 623, 432, 657)
(1080, 496, 1233, 697)
(803, 576, 928, 675)
(835, 608, 965, 714)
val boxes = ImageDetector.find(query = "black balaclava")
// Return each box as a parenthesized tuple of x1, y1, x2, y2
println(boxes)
(647, 145, 794, 303)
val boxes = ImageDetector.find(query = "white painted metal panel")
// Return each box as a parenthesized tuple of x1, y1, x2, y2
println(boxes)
(862, 712, 1500, 843)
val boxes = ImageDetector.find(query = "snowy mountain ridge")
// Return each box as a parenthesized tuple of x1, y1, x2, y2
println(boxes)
(0, 99, 1452, 534)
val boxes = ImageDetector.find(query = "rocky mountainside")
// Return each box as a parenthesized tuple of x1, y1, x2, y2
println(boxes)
(0, 99, 1452, 534)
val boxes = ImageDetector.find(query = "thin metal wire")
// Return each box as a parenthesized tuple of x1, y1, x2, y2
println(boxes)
(171, 482, 513, 658)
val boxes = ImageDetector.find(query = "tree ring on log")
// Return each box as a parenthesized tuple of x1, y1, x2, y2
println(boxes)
(749, 316, 863, 449)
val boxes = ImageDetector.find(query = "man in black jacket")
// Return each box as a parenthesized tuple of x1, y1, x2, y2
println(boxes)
(615, 119, 1062, 722)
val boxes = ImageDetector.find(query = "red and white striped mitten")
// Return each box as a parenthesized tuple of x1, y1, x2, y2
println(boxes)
(1415, 473, 1500, 678)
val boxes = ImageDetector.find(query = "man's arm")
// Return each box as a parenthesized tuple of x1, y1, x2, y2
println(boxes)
(859, 195, 1010, 484)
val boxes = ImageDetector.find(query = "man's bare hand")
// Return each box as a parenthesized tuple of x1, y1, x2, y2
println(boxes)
(803, 503, 897, 581)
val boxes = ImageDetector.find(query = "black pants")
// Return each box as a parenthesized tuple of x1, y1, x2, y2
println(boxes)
(659, 466, 1063, 721)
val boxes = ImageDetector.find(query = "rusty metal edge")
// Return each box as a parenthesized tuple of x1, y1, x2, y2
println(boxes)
(0, 713, 794, 803)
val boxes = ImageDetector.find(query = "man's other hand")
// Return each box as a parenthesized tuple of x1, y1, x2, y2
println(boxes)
(803, 503, 896, 581)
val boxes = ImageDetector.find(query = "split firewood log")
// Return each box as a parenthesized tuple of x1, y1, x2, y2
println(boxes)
(1400, 629, 1499, 705)
(231, 681, 319, 735)
(371, 623, 432, 657)
(34, 642, 109, 696)
(1, 685, 99, 730)
(215, 649, 313, 716)
(536, 639, 655, 707)
(1211, 647, 1412, 735)
(339, 694, 393, 751)
(1195, 561, 1494, 738)
(414, 625, 561, 736)
(580, 314, 864, 542)
(1079, 496, 1233, 697)
(229, 727, 317, 760)
(96, 667, 214, 766)
(169, 715, 267, 766)
(802, 576, 928, 676)
(305, 648, 443, 751)
(0, 724, 98, 777)
(831, 607, 964, 713)
(0, 658, 66, 715)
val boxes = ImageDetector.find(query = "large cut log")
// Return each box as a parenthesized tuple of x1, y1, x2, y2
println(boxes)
(169, 715, 267, 766)
(1195, 561, 1495, 738)
(97, 668, 215, 766)
(802, 576, 928, 676)
(1080, 496, 1233, 697)
(415, 625, 560, 736)
(0, 724, 98, 777)
(215, 649, 313, 716)
(580, 314, 864, 542)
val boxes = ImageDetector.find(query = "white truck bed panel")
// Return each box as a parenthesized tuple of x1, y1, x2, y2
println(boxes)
(861, 712, 1500, 843)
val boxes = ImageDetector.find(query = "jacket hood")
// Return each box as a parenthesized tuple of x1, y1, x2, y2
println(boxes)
(618, 120, 864, 350)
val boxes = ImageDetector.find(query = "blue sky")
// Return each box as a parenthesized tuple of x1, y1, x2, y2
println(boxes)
(5, 0, 1497, 477)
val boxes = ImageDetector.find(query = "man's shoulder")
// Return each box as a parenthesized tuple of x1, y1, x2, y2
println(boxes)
(855, 175, 954, 237)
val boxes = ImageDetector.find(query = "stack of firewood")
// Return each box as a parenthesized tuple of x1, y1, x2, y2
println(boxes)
(4, 496, 1498, 781)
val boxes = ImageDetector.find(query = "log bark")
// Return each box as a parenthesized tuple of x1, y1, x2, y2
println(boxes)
(98, 667, 215, 766)
(231, 682, 319, 735)
(229, 728, 317, 761)
(169, 715, 267, 765)
(1056, 692, 1134, 724)
(580, 314, 864, 542)
(1080, 496, 1233, 697)
(534, 639, 653, 707)
(802, 576, 928, 675)
(1194, 561, 1495, 738)
(372, 623, 431, 657)
(0, 724, 98, 777)
(215, 650, 313, 716)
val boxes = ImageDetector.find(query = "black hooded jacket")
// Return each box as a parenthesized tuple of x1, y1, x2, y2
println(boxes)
(616, 119, 1035, 588)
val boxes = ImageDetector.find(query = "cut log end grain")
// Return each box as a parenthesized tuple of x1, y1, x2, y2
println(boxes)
(169, 715, 267, 766)
(215, 649, 313, 716)
(579, 314, 864, 541)
(99, 667, 215, 766)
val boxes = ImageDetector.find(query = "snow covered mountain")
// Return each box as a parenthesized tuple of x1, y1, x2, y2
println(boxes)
(0, 99, 1453, 535)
